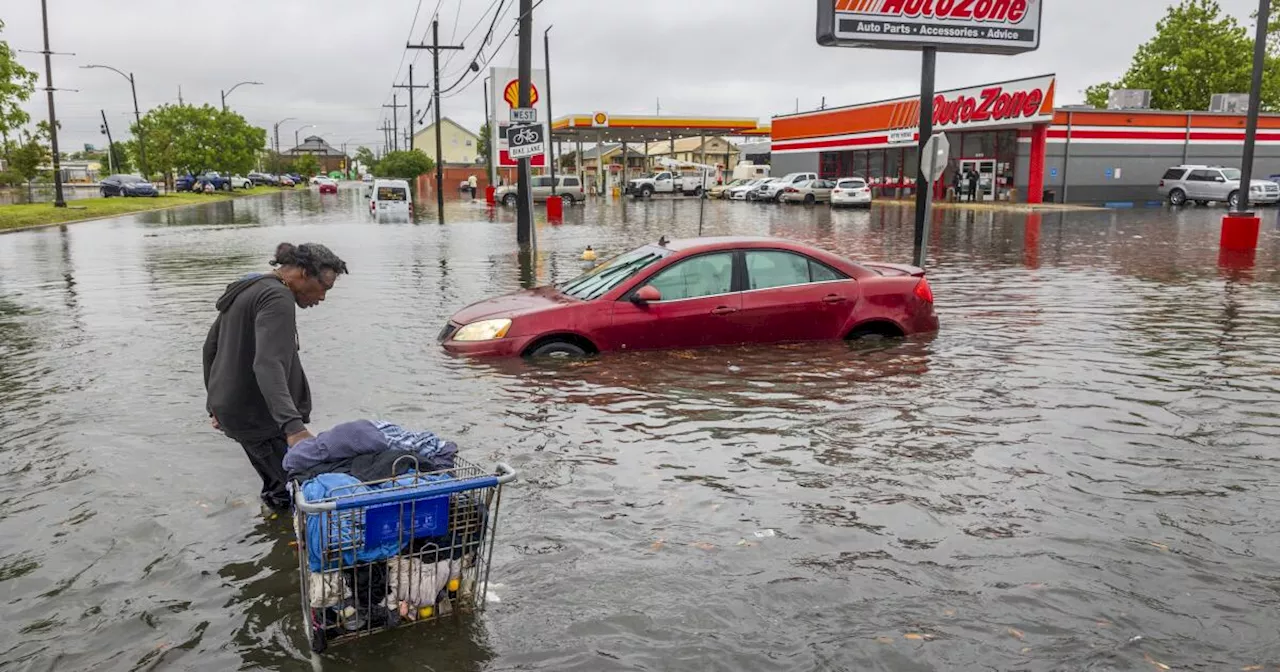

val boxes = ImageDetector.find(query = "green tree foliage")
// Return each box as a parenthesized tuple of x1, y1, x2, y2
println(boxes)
(1086, 0, 1280, 111)
(292, 154, 320, 177)
(132, 104, 266, 181)
(354, 146, 376, 170)
(376, 150, 435, 179)
(477, 122, 492, 177)
(105, 141, 133, 174)
(7, 124, 50, 182)
(0, 20, 38, 151)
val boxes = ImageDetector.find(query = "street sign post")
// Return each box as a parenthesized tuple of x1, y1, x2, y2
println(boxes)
(510, 107, 537, 124)
(916, 132, 950, 268)
(508, 123, 546, 159)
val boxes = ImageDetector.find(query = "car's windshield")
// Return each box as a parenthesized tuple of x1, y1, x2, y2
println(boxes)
(725, 179, 745, 187)
(1221, 168, 1242, 180)
(118, 175, 143, 183)
(557, 246, 671, 301)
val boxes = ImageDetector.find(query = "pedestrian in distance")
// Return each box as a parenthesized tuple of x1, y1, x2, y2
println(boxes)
(967, 168, 979, 203)
(468, 174, 478, 198)
(203, 242, 349, 512)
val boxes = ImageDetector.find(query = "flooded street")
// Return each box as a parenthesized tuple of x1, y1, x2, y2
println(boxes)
(2, 187, 1280, 670)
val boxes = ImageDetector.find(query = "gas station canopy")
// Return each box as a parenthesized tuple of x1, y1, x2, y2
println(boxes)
(551, 113, 769, 143)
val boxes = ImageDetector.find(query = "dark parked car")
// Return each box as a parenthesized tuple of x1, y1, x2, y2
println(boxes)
(176, 172, 233, 192)
(247, 172, 279, 186)
(440, 236, 938, 358)
(100, 174, 158, 197)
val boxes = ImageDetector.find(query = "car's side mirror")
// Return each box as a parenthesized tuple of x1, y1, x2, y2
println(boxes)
(633, 286, 661, 304)
(1217, 177, 1226, 182)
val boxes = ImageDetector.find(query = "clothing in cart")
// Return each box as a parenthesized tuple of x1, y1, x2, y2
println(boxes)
(283, 420, 458, 479)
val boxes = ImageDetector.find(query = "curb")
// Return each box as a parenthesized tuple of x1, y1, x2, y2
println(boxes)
(0, 189, 279, 235)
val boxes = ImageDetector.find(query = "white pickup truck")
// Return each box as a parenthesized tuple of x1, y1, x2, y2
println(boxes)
(625, 168, 717, 198)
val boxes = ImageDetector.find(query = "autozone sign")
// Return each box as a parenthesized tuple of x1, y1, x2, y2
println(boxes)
(934, 84, 1043, 126)
(816, 0, 1042, 55)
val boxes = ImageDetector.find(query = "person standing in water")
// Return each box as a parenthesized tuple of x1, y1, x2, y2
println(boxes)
(203, 242, 349, 511)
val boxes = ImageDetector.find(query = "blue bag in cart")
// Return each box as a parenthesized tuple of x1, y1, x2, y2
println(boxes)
(292, 458, 516, 653)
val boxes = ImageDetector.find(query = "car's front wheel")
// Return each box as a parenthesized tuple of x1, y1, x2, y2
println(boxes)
(503, 193, 518, 207)
(1168, 188, 1187, 206)
(101, 188, 110, 198)
(804, 193, 816, 205)
(526, 340, 587, 358)
(1228, 190, 1240, 209)
(640, 185, 654, 198)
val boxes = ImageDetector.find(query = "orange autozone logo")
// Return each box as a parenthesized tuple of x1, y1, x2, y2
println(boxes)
(835, 0, 1031, 23)
(503, 79, 538, 108)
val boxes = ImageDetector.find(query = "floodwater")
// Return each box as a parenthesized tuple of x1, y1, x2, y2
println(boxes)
(2, 187, 1279, 671)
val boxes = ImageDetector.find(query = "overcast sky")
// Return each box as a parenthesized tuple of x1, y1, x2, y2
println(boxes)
(1, 0, 1269, 154)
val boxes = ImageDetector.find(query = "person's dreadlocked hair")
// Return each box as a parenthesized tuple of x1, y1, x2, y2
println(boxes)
(270, 243, 349, 277)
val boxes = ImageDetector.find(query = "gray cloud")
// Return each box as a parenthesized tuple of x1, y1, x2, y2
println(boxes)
(2, 0, 1266, 154)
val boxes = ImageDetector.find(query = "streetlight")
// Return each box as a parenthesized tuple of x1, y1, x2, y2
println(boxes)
(81, 64, 147, 178)
(221, 81, 263, 112)
(294, 124, 316, 152)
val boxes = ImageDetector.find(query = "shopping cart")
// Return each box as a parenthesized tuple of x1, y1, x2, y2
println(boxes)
(292, 456, 517, 653)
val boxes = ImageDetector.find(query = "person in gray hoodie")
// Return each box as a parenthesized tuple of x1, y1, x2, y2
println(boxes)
(203, 242, 349, 511)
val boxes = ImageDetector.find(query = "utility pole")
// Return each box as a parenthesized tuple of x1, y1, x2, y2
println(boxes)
(407, 18, 463, 224)
(483, 77, 495, 188)
(382, 95, 405, 152)
(393, 64, 430, 152)
(99, 110, 115, 173)
(80, 65, 148, 178)
(912, 47, 937, 266)
(378, 122, 394, 155)
(545, 25, 556, 196)
(515, 0, 534, 244)
(39, 0, 66, 207)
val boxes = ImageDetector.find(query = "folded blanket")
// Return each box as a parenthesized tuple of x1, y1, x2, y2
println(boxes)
(284, 420, 458, 480)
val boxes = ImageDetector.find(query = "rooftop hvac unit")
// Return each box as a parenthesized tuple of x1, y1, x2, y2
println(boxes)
(1108, 89, 1152, 110)
(1210, 93, 1250, 113)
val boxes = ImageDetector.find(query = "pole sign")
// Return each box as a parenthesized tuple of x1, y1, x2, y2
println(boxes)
(816, 0, 1043, 55)
(510, 107, 537, 124)
(507, 123, 546, 160)
(490, 66, 549, 167)
(920, 132, 950, 183)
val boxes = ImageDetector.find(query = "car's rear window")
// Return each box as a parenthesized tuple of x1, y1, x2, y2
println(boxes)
(1162, 168, 1187, 180)
(837, 179, 865, 189)
(562, 177, 580, 187)
(377, 186, 407, 201)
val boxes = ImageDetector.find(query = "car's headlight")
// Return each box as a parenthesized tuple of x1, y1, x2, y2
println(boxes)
(452, 318, 512, 341)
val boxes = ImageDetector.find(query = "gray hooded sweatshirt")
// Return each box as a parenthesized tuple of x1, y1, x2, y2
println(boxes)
(203, 273, 311, 441)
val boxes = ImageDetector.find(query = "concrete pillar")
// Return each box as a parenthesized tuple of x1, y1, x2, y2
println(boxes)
(1027, 123, 1048, 204)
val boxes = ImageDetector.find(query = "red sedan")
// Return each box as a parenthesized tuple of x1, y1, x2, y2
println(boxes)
(317, 178, 338, 194)
(439, 237, 938, 358)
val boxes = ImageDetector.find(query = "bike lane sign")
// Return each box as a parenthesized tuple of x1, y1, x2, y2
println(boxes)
(507, 123, 545, 160)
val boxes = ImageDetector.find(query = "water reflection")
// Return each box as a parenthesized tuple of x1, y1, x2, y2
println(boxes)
(0, 188, 1278, 670)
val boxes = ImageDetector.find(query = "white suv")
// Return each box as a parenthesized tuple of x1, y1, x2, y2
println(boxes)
(1158, 165, 1280, 208)
(754, 172, 818, 202)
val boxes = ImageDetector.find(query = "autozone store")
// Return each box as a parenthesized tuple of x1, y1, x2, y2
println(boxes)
(770, 73, 1280, 205)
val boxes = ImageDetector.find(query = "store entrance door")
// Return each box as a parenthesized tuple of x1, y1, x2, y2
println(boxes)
(958, 159, 997, 202)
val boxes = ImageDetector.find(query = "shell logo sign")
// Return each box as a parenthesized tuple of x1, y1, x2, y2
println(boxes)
(502, 79, 538, 108)
(592, 112, 609, 128)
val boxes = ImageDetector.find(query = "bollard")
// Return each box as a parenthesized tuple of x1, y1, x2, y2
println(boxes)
(485, 185, 496, 205)
(546, 195, 563, 219)
(1220, 212, 1260, 251)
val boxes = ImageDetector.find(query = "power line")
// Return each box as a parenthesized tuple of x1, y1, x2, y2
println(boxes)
(439, 0, 533, 97)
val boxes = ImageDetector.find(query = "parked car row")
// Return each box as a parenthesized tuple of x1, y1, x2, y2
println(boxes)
(713, 172, 874, 208)
(1158, 164, 1280, 208)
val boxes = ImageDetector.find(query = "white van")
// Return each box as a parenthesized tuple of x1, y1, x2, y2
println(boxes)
(732, 161, 771, 181)
(369, 179, 413, 217)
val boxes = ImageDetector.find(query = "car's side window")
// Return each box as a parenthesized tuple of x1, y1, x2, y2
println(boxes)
(644, 253, 734, 301)
(746, 251, 812, 290)
(1189, 170, 1214, 182)
(1162, 168, 1187, 181)
(810, 261, 845, 283)
(563, 177, 580, 187)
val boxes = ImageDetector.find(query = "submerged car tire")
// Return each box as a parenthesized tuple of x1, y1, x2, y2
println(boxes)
(640, 185, 654, 198)
(1168, 188, 1187, 206)
(804, 193, 816, 205)
(503, 193, 518, 207)
(1228, 190, 1240, 209)
(526, 341, 587, 358)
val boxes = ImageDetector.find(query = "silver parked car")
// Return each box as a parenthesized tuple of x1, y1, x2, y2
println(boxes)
(780, 179, 836, 204)
(1158, 164, 1280, 208)
(495, 175, 585, 206)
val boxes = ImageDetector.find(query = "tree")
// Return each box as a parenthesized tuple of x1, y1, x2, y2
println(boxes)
(8, 124, 49, 183)
(0, 20, 38, 158)
(106, 141, 133, 174)
(293, 154, 320, 177)
(354, 146, 376, 171)
(376, 150, 434, 179)
(132, 104, 266, 185)
(477, 122, 492, 178)
(1085, 0, 1280, 111)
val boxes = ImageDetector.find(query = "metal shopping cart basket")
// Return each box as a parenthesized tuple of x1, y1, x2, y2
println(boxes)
(291, 456, 517, 653)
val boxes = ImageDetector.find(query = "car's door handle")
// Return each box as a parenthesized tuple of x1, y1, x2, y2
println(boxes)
(822, 295, 846, 304)
(711, 306, 739, 315)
